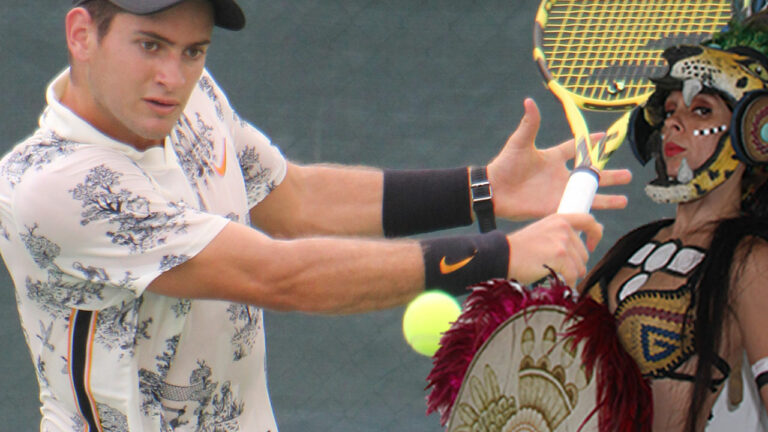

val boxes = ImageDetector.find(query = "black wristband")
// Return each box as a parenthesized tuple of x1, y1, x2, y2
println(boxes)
(420, 231, 509, 296)
(470, 166, 496, 233)
(382, 168, 472, 237)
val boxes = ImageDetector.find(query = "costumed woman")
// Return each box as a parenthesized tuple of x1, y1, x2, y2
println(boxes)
(427, 8, 768, 432)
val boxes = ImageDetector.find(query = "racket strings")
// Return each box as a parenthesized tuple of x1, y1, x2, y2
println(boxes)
(539, 0, 731, 104)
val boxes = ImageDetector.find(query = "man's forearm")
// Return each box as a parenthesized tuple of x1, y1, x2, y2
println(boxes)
(250, 162, 386, 238)
(148, 222, 426, 314)
(251, 162, 484, 239)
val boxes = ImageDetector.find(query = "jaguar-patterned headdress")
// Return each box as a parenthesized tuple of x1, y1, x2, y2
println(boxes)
(628, 7, 768, 204)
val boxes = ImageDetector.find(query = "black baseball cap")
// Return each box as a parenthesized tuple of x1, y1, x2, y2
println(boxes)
(72, 0, 245, 30)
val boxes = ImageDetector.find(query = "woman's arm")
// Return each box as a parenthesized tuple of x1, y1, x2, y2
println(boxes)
(732, 237, 768, 413)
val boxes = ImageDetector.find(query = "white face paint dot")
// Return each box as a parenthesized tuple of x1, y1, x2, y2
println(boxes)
(692, 124, 727, 138)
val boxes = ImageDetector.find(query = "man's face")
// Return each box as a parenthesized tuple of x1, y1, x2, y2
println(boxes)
(81, 0, 214, 148)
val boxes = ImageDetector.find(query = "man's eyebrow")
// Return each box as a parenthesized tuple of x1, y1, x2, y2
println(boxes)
(136, 31, 211, 47)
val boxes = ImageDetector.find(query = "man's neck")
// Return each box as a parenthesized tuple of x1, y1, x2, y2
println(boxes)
(59, 71, 164, 151)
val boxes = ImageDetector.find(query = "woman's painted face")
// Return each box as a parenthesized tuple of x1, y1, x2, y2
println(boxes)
(661, 90, 732, 178)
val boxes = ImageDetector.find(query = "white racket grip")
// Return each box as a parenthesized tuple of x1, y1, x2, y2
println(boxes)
(556, 168, 599, 214)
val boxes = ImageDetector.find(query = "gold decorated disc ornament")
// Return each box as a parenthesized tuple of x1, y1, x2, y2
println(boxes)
(445, 306, 597, 432)
(427, 278, 653, 432)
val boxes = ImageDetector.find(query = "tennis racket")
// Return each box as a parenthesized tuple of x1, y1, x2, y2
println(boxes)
(534, 0, 735, 214)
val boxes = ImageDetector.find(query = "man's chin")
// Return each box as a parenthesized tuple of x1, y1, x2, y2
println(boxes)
(123, 127, 174, 149)
(138, 122, 178, 141)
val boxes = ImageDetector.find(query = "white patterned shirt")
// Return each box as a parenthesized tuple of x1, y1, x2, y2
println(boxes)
(0, 68, 286, 431)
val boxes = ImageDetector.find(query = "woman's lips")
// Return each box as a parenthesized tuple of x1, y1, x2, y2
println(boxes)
(664, 142, 685, 158)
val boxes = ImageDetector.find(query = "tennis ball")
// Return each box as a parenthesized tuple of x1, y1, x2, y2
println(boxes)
(402, 290, 461, 357)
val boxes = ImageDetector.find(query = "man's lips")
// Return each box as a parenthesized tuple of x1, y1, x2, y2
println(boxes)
(144, 98, 179, 115)
(664, 142, 685, 158)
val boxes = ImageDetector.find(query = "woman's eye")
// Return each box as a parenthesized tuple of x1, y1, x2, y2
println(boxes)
(693, 106, 712, 116)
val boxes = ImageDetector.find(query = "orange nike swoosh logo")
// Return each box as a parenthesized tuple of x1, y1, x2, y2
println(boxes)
(439, 253, 476, 274)
(213, 138, 227, 176)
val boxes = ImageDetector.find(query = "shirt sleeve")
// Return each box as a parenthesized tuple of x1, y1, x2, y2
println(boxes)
(11, 146, 229, 310)
(198, 70, 288, 209)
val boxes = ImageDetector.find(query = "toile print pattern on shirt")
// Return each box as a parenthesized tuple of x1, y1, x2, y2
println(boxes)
(238, 146, 276, 202)
(140, 359, 245, 431)
(71, 165, 191, 253)
(172, 113, 220, 189)
(22, 224, 133, 316)
(1, 130, 75, 187)
(198, 75, 225, 122)
(35, 319, 55, 388)
(227, 304, 262, 361)
(0, 68, 285, 430)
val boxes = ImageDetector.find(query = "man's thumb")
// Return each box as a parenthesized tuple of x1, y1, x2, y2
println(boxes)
(509, 98, 541, 147)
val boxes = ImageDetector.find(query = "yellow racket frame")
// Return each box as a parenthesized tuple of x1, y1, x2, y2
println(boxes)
(533, 0, 733, 174)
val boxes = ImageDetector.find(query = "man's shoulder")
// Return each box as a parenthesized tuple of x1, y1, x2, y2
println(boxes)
(192, 69, 226, 102)
(0, 128, 128, 190)
(185, 69, 234, 121)
(1, 128, 75, 174)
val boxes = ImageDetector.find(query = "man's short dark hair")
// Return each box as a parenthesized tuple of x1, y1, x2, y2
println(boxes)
(77, 0, 122, 40)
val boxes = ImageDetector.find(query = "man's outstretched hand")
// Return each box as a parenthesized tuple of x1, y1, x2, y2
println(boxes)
(487, 98, 632, 221)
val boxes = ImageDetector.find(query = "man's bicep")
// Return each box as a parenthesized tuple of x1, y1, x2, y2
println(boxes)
(146, 222, 283, 306)
(248, 162, 306, 237)
(147, 221, 426, 314)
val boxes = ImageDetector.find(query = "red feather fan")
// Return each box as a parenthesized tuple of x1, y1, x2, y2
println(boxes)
(565, 297, 653, 432)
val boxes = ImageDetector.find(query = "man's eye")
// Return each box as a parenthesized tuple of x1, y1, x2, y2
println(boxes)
(140, 41, 159, 52)
(186, 48, 205, 59)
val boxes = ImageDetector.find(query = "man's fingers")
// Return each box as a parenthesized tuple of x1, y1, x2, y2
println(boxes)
(591, 169, 632, 210)
(560, 262, 584, 288)
(598, 168, 632, 187)
(558, 252, 584, 288)
(507, 98, 541, 149)
(591, 194, 628, 211)
(506, 213, 601, 286)
(560, 213, 603, 252)
(570, 226, 590, 264)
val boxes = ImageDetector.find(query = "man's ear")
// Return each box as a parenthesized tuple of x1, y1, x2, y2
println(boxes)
(65, 7, 97, 62)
